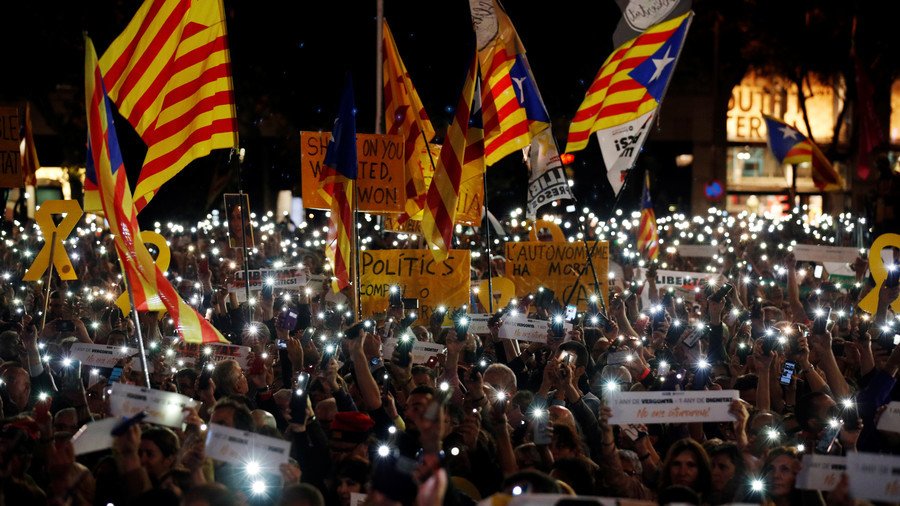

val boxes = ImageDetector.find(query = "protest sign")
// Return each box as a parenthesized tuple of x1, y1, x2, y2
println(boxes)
(505, 241, 609, 310)
(506, 494, 653, 506)
(467, 313, 493, 335)
(859, 233, 900, 314)
(69, 343, 137, 368)
(109, 383, 197, 428)
(176, 341, 251, 368)
(476, 276, 516, 313)
(359, 249, 470, 325)
(797, 454, 846, 492)
(847, 451, 900, 503)
(876, 401, 900, 433)
(230, 267, 309, 302)
(653, 269, 713, 289)
(674, 244, 718, 258)
(72, 418, 118, 456)
(498, 313, 571, 343)
(301, 131, 404, 213)
(607, 390, 738, 425)
(0, 107, 23, 189)
(792, 244, 861, 264)
(382, 338, 445, 364)
(350, 493, 368, 506)
(205, 423, 292, 474)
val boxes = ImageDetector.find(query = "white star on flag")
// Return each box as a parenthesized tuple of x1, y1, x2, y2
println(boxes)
(779, 125, 799, 140)
(648, 47, 675, 83)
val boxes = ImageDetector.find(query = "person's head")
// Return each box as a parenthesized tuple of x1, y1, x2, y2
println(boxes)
(762, 446, 801, 500)
(139, 426, 180, 482)
(47, 290, 67, 320)
(314, 397, 338, 426)
(708, 442, 746, 495)
(404, 385, 439, 431)
(733, 374, 759, 406)
(483, 363, 517, 396)
(796, 391, 838, 437)
(181, 483, 239, 506)
(106, 329, 128, 348)
(514, 443, 543, 471)
(593, 364, 632, 397)
(251, 409, 277, 430)
(549, 423, 581, 461)
(558, 341, 589, 379)
(410, 365, 436, 388)
(328, 412, 375, 464)
(0, 330, 25, 363)
(280, 483, 325, 506)
(1, 365, 30, 411)
(174, 368, 198, 398)
(332, 457, 370, 506)
(617, 449, 642, 481)
(210, 397, 254, 431)
(411, 325, 432, 342)
(212, 359, 249, 398)
(53, 408, 79, 435)
(660, 438, 711, 496)
(550, 457, 595, 495)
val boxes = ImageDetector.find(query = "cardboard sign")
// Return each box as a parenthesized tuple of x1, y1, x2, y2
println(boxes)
(792, 244, 861, 264)
(109, 383, 197, 428)
(498, 313, 571, 343)
(675, 244, 718, 258)
(23, 200, 83, 281)
(0, 107, 23, 189)
(877, 401, 900, 433)
(654, 269, 713, 289)
(797, 454, 846, 491)
(301, 131, 404, 212)
(382, 338, 445, 364)
(69, 343, 137, 368)
(505, 241, 609, 311)
(607, 390, 738, 425)
(72, 418, 118, 456)
(205, 423, 292, 474)
(847, 452, 900, 503)
(359, 249, 470, 325)
(176, 341, 251, 368)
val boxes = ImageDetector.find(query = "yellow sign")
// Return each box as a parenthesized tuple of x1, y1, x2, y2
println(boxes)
(300, 131, 405, 213)
(23, 200, 83, 281)
(116, 231, 172, 315)
(505, 241, 609, 310)
(0, 107, 23, 189)
(858, 233, 900, 314)
(360, 249, 470, 324)
(476, 276, 516, 312)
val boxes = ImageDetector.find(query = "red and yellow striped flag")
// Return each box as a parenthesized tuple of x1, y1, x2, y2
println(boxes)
(637, 174, 659, 261)
(86, 37, 227, 344)
(383, 20, 434, 220)
(422, 55, 484, 261)
(20, 102, 39, 187)
(99, 0, 238, 212)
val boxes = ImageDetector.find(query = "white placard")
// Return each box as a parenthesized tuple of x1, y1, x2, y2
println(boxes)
(607, 390, 738, 425)
(792, 244, 861, 264)
(71, 417, 118, 455)
(847, 451, 900, 502)
(675, 244, 718, 258)
(498, 314, 572, 343)
(205, 423, 292, 475)
(109, 382, 197, 428)
(177, 341, 251, 368)
(877, 401, 900, 433)
(69, 343, 137, 368)
(797, 454, 846, 491)
(467, 313, 492, 335)
(654, 269, 713, 289)
(507, 494, 626, 506)
(350, 493, 367, 506)
(382, 338, 445, 364)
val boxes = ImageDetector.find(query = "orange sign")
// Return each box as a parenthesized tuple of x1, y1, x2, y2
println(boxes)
(301, 131, 405, 213)
(0, 107, 23, 189)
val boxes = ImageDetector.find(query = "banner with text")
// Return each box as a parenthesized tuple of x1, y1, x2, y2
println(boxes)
(382, 338, 446, 364)
(498, 313, 572, 343)
(607, 389, 738, 425)
(69, 343, 137, 368)
(505, 241, 609, 310)
(797, 454, 846, 492)
(230, 267, 308, 302)
(301, 131, 404, 212)
(653, 269, 714, 290)
(0, 107, 23, 189)
(109, 383, 198, 428)
(792, 244, 861, 264)
(847, 452, 900, 503)
(360, 249, 470, 325)
(205, 423, 292, 475)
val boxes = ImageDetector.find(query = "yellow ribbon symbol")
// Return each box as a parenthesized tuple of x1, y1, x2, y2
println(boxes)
(529, 219, 566, 242)
(858, 233, 900, 314)
(23, 200, 83, 281)
(116, 231, 172, 316)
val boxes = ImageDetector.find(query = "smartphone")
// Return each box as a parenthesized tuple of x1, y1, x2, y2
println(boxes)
(708, 283, 734, 303)
(607, 350, 631, 365)
(550, 315, 566, 339)
(594, 311, 615, 333)
(842, 401, 860, 431)
(109, 366, 124, 384)
(452, 309, 469, 341)
(815, 419, 843, 454)
(198, 258, 210, 275)
(401, 298, 419, 310)
(198, 366, 213, 391)
(780, 361, 796, 385)
(657, 360, 671, 377)
(887, 265, 900, 289)
(111, 411, 149, 436)
(396, 334, 415, 368)
(812, 307, 832, 335)
(813, 264, 824, 279)
(533, 418, 552, 445)
(621, 425, 640, 441)
(279, 309, 299, 331)
(58, 358, 83, 391)
(289, 372, 311, 425)
(565, 305, 578, 322)
(761, 333, 778, 355)
(57, 320, 76, 332)
(389, 285, 403, 308)
(683, 324, 706, 348)
(319, 342, 337, 370)
(430, 306, 448, 327)
(261, 282, 274, 299)
(665, 320, 684, 344)
(345, 320, 372, 340)
(369, 356, 384, 372)
(587, 295, 601, 316)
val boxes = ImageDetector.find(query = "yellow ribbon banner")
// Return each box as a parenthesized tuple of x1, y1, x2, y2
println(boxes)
(116, 231, 172, 315)
(858, 233, 900, 314)
(23, 200, 83, 281)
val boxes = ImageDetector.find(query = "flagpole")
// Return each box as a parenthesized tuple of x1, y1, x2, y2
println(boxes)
(232, 149, 253, 324)
(482, 173, 494, 313)
(40, 232, 57, 330)
(375, 0, 384, 135)
(353, 181, 362, 320)
(123, 276, 152, 387)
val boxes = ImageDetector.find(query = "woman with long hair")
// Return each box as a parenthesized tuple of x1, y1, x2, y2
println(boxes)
(658, 438, 712, 500)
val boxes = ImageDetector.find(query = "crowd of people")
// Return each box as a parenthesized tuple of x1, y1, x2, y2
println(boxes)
(0, 204, 899, 506)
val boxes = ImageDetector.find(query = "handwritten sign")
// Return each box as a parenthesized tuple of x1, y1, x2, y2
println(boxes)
(498, 313, 571, 343)
(792, 244, 861, 264)
(607, 390, 738, 425)
(848, 452, 900, 503)
(877, 401, 900, 433)
(205, 423, 292, 474)
(176, 341, 251, 368)
(0, 107, 22, 189)
(360, 249, 470, 325)
(382, 338, 445, 364)
(109, 383, 198, 428)
(301, 131, 404, 213)
(505, 241, 609, 310)
(797, 454, 846, 492)
(69, 343, 137, 368)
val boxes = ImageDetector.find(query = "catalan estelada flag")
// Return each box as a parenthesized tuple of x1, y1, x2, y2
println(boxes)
(566, 12, 692, 156)
(318, 76, 358, 293)
(637, 173, 658, 261)
(383, 20, 434, 221)
(469, 0, 550, 166)
(762, 115, 845, 192)
(85, 36, 228, 344)
(98, 0, 238, 212)
(19, 102, 39, 187)
(422, 54, 484, 261)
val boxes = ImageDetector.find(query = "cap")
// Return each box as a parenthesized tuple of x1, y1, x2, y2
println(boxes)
(329, 412, 375, 444)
